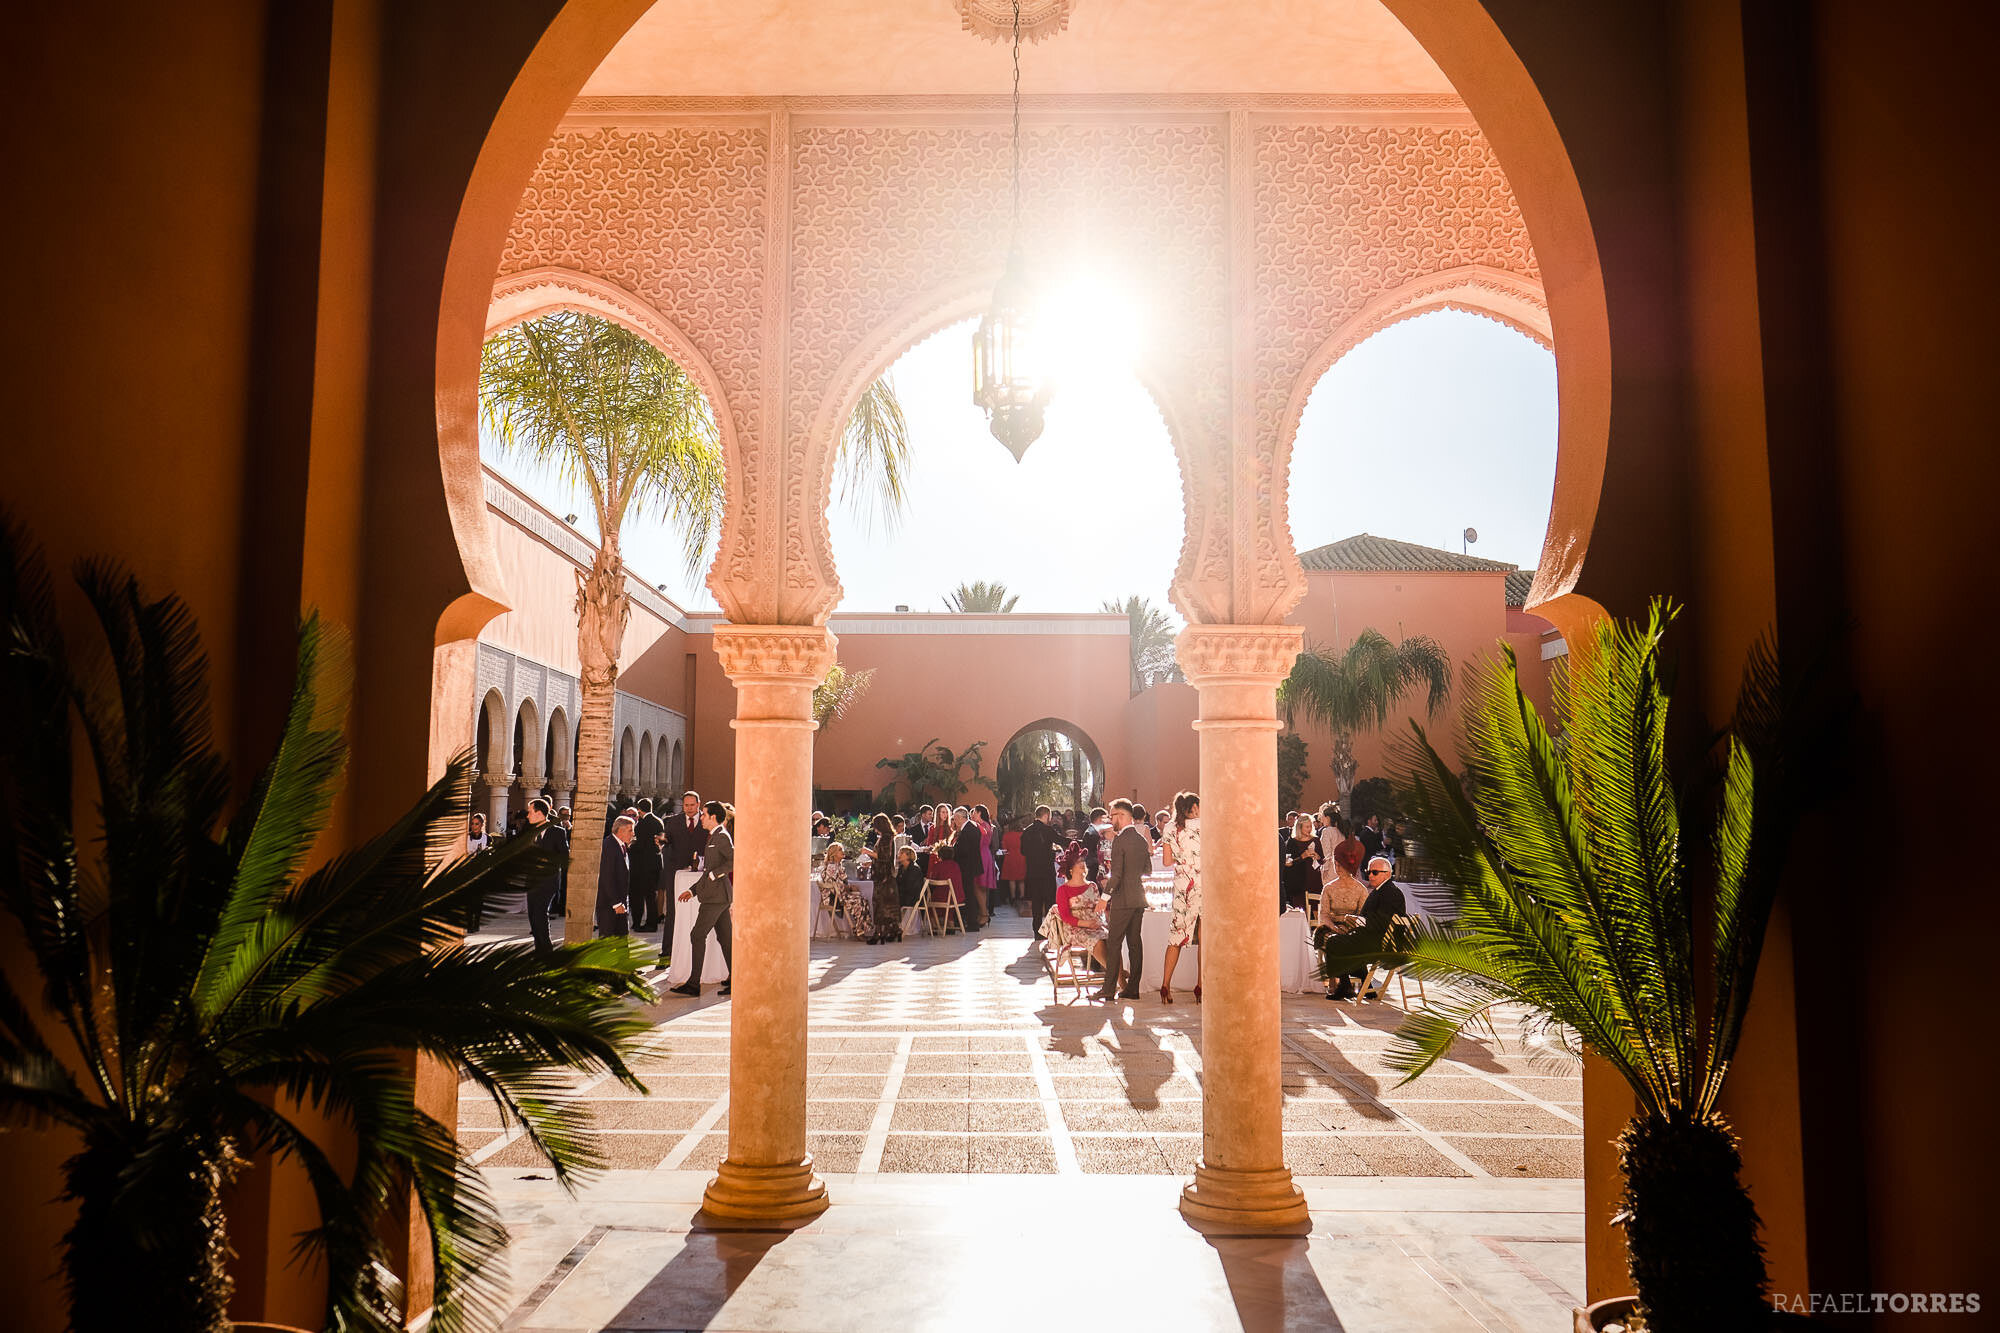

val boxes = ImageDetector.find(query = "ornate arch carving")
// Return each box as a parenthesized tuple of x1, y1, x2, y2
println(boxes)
(1268, 264, 1550, 564)
(790, 276, 1209, 626)
(487, 268, 748, 616)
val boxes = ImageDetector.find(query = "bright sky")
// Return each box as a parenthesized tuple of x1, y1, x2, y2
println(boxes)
(482, 308, 1556, 617)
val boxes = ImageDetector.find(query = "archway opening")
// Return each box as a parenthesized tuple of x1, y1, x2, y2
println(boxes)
(1281, 307, 1558, 818)
(993, 719, 1107, 816)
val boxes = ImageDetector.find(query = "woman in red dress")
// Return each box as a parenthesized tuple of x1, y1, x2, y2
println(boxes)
(1000, 820, 1026, 915)
(927, 813, 964, 930)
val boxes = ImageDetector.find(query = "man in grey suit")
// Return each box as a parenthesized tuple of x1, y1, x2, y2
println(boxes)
(669, 801, 733, 997)
(596, 814, 636, 937)
(1092, 798, 1152, 1002)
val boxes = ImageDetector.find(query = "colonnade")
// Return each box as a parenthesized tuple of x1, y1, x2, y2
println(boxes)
(698, 621, 1307, 1232)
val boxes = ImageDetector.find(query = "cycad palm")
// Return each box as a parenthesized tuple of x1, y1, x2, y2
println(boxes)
(1281, 628, 1450, 803)
(1322, 604, 1788, 1331)
(481, 312, 910, 940)
(943, 580, 1019, 613)
(0, 523, 653, 1333)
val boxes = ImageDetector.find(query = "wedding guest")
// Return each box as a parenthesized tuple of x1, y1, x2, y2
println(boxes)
(1053, 844, 1107, 969)
(630, 797, 665, 932)
(973, 803, 999, 923)
(1000, 819, 1026, 913)
(1281, 813, 1321, 913)
(670, 802, 734, 996)
(821, 841, 870, 942)
(869, 812, 901, 943)
(466, 812, 490, 854)
(1317, 837, 1369, 999)
(1316, 804, 1347, 886)
(951, 806, 985, 929)
(660, 790, 707, 956)
(1357, 813, 1385, 863)
(596, 815, 635, 938)
(1022, 804, 1063, 927)
(525, 797, 567, 957)
(1159, 791, 1202, 1004)
(1351, 855, 1409, 1000)
(1081, 806, 1108, 879)
(1092, 800, 1151, 1003)
(929, 811, 965, 931)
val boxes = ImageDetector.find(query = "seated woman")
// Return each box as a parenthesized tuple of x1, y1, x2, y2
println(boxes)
(1315, 836, 1370, 999)
(1045, 843, 1107, 970)
(819, 842, 871, 942)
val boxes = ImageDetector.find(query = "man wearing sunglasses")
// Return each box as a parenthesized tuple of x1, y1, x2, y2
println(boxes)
(1354, 857, 1409, 1001)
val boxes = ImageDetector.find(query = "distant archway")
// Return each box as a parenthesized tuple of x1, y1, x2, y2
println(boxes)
(476, 687, 507, 778)
(670, 739, 685, 793)
(546, 706, 571, 789)
(617, 726, 636, 798)
(995, 718, 1108, 817)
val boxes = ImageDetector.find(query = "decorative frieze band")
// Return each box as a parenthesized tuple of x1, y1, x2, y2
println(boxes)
(712, 623, 839, 682)
(1175, 623, 1304, 683)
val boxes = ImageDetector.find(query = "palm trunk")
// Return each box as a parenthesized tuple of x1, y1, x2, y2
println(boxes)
(1617, 1111, 1769, 1332)
(64, 1129, 236, 1333)
(564, 533, 631, 943)
(1333, 732, 1358, 807)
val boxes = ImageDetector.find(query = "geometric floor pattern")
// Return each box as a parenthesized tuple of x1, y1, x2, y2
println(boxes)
(465, 903, 1590, 1330)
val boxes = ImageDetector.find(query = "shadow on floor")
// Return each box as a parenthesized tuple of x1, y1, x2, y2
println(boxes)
(1207, 1234, 1346, 1332)
(602, 1227, 795, 1331)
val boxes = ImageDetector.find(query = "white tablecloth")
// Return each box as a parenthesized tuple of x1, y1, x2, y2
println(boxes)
(667, 869, 730, 985)
(1137, 909, 1201, 991)
(1277, 909, 1316, 992)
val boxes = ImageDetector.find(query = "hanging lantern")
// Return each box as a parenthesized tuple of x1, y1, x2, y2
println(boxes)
(972, 245, 1048, 461)
(971, 0, 1049, 462)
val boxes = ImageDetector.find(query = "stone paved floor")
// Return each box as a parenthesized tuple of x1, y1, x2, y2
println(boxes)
(466, 902, 1587, 1331)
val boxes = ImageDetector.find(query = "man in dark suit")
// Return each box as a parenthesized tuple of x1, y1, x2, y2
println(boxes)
(630, 797, 666, 931)
(1357, 814, 1385, 864)
(1356, 856, 1409, 999)
(949, 806, 985, 929)
(596, 815, 636, 937)
(525, 797, 568, 956)
(659, 789, 707, 955)
(1092, 799, 1152, 1002)
(1021, 804, 1063, 928)
(670, 801, 733, 997)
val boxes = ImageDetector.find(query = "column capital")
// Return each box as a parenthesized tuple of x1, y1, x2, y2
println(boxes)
(712, 623, 838, 684)
(1176, 623, 1303, 686)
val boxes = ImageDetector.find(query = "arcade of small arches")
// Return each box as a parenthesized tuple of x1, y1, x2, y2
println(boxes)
(472, 644, 687, 827)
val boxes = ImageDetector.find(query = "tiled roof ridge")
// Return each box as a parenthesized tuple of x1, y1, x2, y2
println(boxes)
(1298, 531, 1521, 575)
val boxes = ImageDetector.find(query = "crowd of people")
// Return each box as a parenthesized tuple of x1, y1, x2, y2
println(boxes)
(478, 787, 1416, 1008)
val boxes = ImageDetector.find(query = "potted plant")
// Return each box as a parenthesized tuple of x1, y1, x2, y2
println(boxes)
(0, 522, 655, 1333)
(1319, 604, 1800, 1333)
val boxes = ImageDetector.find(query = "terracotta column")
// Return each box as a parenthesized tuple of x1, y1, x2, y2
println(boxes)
(702, 623, 834, 1224)
(1177, 624, 1310, 1233)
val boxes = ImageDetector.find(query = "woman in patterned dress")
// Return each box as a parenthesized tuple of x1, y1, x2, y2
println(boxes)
(820, 842, 871, 942)
(1159, 791, 1202, 1004)
(868, 812, 902, 943)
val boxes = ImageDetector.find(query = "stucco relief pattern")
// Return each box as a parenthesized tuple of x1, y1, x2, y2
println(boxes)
(1252, 124, 1538, 618)
(495, 106, 1540, 631)
(1176, 623, 1306, 683)
(500, 128, 770, 598)
(787, 122, 1231, 621)
(712, 623, 838, 681)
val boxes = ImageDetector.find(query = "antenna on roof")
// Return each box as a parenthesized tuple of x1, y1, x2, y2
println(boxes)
(1462, 527, 1478, 554)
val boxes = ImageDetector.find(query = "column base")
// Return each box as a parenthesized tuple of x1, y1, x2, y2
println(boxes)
(696, 1156, 829, 1230)
(1179, 1164, 1311, 1235)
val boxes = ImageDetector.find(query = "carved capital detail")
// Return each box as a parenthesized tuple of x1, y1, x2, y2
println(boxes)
(712, 623, 838, 682)
(1176, 623, 1304, 685)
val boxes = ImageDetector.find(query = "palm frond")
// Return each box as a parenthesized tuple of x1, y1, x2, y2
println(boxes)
(837, 375, 913, 534)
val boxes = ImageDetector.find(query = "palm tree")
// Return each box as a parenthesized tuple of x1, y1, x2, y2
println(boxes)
(481, 312, 911, 941)
(1281, 628, 1450, 806)
(942, 580, 1019, 613)
(1101, 594, 1179, 690)
(812, 660, 874, 733)
(1320, 605, 1791, 1332)
(0, 523, 653, 1333)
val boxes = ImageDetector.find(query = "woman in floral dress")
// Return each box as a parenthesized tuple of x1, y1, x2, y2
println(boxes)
(1160, 791, 1202, 1004)
(820, 841, 871, 942)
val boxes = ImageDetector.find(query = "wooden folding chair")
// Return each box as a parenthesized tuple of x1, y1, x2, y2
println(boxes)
(901, 880, 933, 937)
(924, 878, 964, 935)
